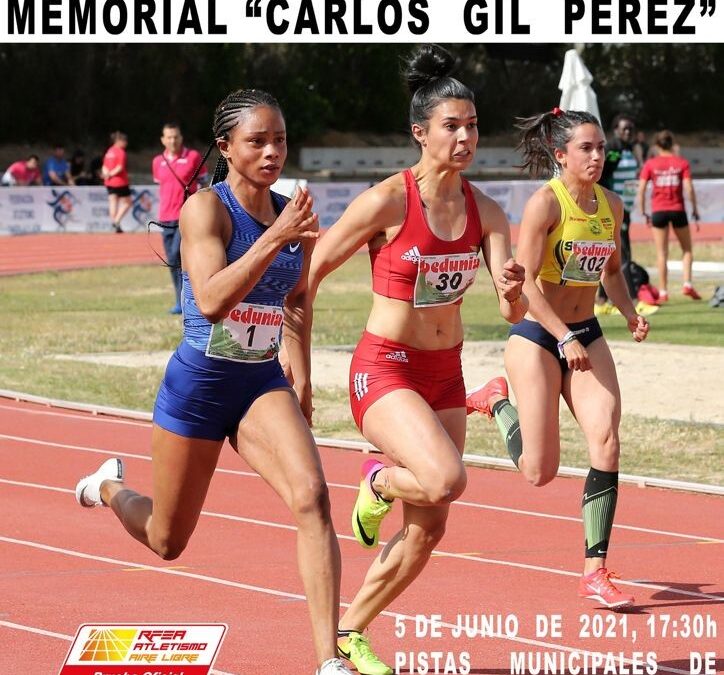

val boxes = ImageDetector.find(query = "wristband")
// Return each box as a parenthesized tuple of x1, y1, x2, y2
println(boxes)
(557, 331, 578, 359)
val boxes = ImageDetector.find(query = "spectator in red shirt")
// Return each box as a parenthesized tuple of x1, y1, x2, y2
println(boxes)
(637, 130, 701, 301)
(102, 131, 132, 233)
(152, 123, 209, 314)
(2, 155, 41, 186)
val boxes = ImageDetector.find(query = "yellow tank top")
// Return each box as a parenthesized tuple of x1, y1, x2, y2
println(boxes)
(538, 178, 617, 287)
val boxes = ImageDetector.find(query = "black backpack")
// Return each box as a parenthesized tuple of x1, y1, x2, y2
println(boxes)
(622, 260, 649, 297)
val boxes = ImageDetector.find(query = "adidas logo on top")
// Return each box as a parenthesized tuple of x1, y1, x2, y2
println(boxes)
(400, 246, 421, 263)
(385, 350, 409, 363)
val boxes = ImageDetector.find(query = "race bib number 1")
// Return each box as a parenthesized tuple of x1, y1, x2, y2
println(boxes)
(561, 240, 616, 284)
(206, 302, 283, 363)
(413, 252, 480, 307)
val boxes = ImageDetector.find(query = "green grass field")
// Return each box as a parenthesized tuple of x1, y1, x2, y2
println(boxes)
(314, 247, 724, 346)
(0, 242, 721, 484)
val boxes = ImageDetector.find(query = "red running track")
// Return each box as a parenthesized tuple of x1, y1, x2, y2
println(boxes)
(0, 397, 722, 675)
(0, 233, 164, 276)
(1, 224, 723, 276)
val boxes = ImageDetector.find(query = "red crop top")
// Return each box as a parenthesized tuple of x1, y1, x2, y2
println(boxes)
(370, 169, 484, 307)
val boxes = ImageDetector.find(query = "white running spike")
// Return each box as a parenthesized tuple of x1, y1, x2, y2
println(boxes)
(75, 458, 124, 508)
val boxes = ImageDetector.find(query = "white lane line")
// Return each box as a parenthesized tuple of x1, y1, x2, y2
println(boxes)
(433, 551, 723, 600)
(0, 402, 151, 427)
(0, 479, 72, 495)
(2, 478, 721, 601)
(0, 536, 693, 674)
(2, 433, 722, 544)
(0, 620, 73, 641)
(0, 433, 156, 461)
(452, 499, 724, 543)
(2, 394, 721, 495)
(0, 621, 236, 675)
(0, 534, 310, 601)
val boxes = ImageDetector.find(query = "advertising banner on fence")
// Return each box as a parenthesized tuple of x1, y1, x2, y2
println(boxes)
(0, 180, 306, 235)
(0, 186, 156, 235)
(2, 180, 723, 236)
(308, 182, 371, 229)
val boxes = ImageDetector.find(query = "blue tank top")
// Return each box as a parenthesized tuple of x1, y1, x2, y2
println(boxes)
(182, 182, 304, 353)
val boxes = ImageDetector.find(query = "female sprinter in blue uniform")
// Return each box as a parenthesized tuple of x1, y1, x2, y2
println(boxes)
(75, 89, 352, 675)
(467, 108, 650, 610)
(305, 46, 527, 674)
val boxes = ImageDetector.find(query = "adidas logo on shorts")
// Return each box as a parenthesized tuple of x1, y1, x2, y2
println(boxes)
(385, 350, 409, 363)
(400, 246, 421, 263)
(353, 372, 369, 401)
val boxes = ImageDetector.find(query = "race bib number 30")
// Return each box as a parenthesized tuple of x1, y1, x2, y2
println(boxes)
(206, 302, 283, 363)
(413, 252, 480, 308)
(561, 240, 616, 284)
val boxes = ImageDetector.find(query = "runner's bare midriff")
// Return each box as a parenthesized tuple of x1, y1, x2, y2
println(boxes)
(365, 293, 464, 350)
(533, 279, 599, 323)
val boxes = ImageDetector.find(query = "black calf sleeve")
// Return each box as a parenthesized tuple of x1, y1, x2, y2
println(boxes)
(582, 467, 619, 558)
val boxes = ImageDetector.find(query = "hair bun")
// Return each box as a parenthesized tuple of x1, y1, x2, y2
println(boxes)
(405, 44, 456, 94)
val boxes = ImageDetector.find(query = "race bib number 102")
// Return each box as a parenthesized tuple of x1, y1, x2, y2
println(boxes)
(561, 240, 616, 284)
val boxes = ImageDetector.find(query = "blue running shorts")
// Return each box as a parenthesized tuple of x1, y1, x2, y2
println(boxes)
(153, 340, 290, 441)
(509, 317, 603, 373)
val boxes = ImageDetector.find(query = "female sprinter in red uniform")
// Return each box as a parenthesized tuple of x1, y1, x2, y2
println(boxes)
(102, 131, 132, 233)
(307, 45, 527, 674)
(467, 108, 650, 610)
(76, 89, 352, 675)
(636, 129, 702, 301)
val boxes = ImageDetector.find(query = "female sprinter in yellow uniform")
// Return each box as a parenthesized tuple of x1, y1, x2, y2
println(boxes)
(467, 108, 649, 610)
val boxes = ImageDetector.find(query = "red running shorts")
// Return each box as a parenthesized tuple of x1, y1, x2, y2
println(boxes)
(349, 330, 465, 431)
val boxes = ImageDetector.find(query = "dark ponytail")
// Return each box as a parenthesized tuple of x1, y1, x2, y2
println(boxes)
(403, 45, 474, 147)
(210, 88, 283, 184)
(516, 109, 601, 178)
(655, 129, 674, 151)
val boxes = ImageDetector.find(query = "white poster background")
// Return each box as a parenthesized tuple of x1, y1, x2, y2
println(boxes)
(0, 179, 306, 236)
(308, 182, 371, 229)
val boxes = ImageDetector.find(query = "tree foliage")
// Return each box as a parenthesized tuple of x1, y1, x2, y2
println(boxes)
(0, 44, 721, 149)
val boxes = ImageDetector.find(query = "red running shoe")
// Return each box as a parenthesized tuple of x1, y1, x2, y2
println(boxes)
(579, 568, 635, 609)
(682, 285, 702, 300)
(637, 283, 659, 306)
(466, 377, 508, 418)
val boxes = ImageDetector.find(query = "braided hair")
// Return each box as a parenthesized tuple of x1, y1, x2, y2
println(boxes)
(403, 45, 474, 148)
(516, 109, 602, 178)
(211, 88, 283, 185)
(144, 94, 281, 266)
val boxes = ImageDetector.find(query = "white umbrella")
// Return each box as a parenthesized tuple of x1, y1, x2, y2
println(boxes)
(558, 48, 601, 125)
